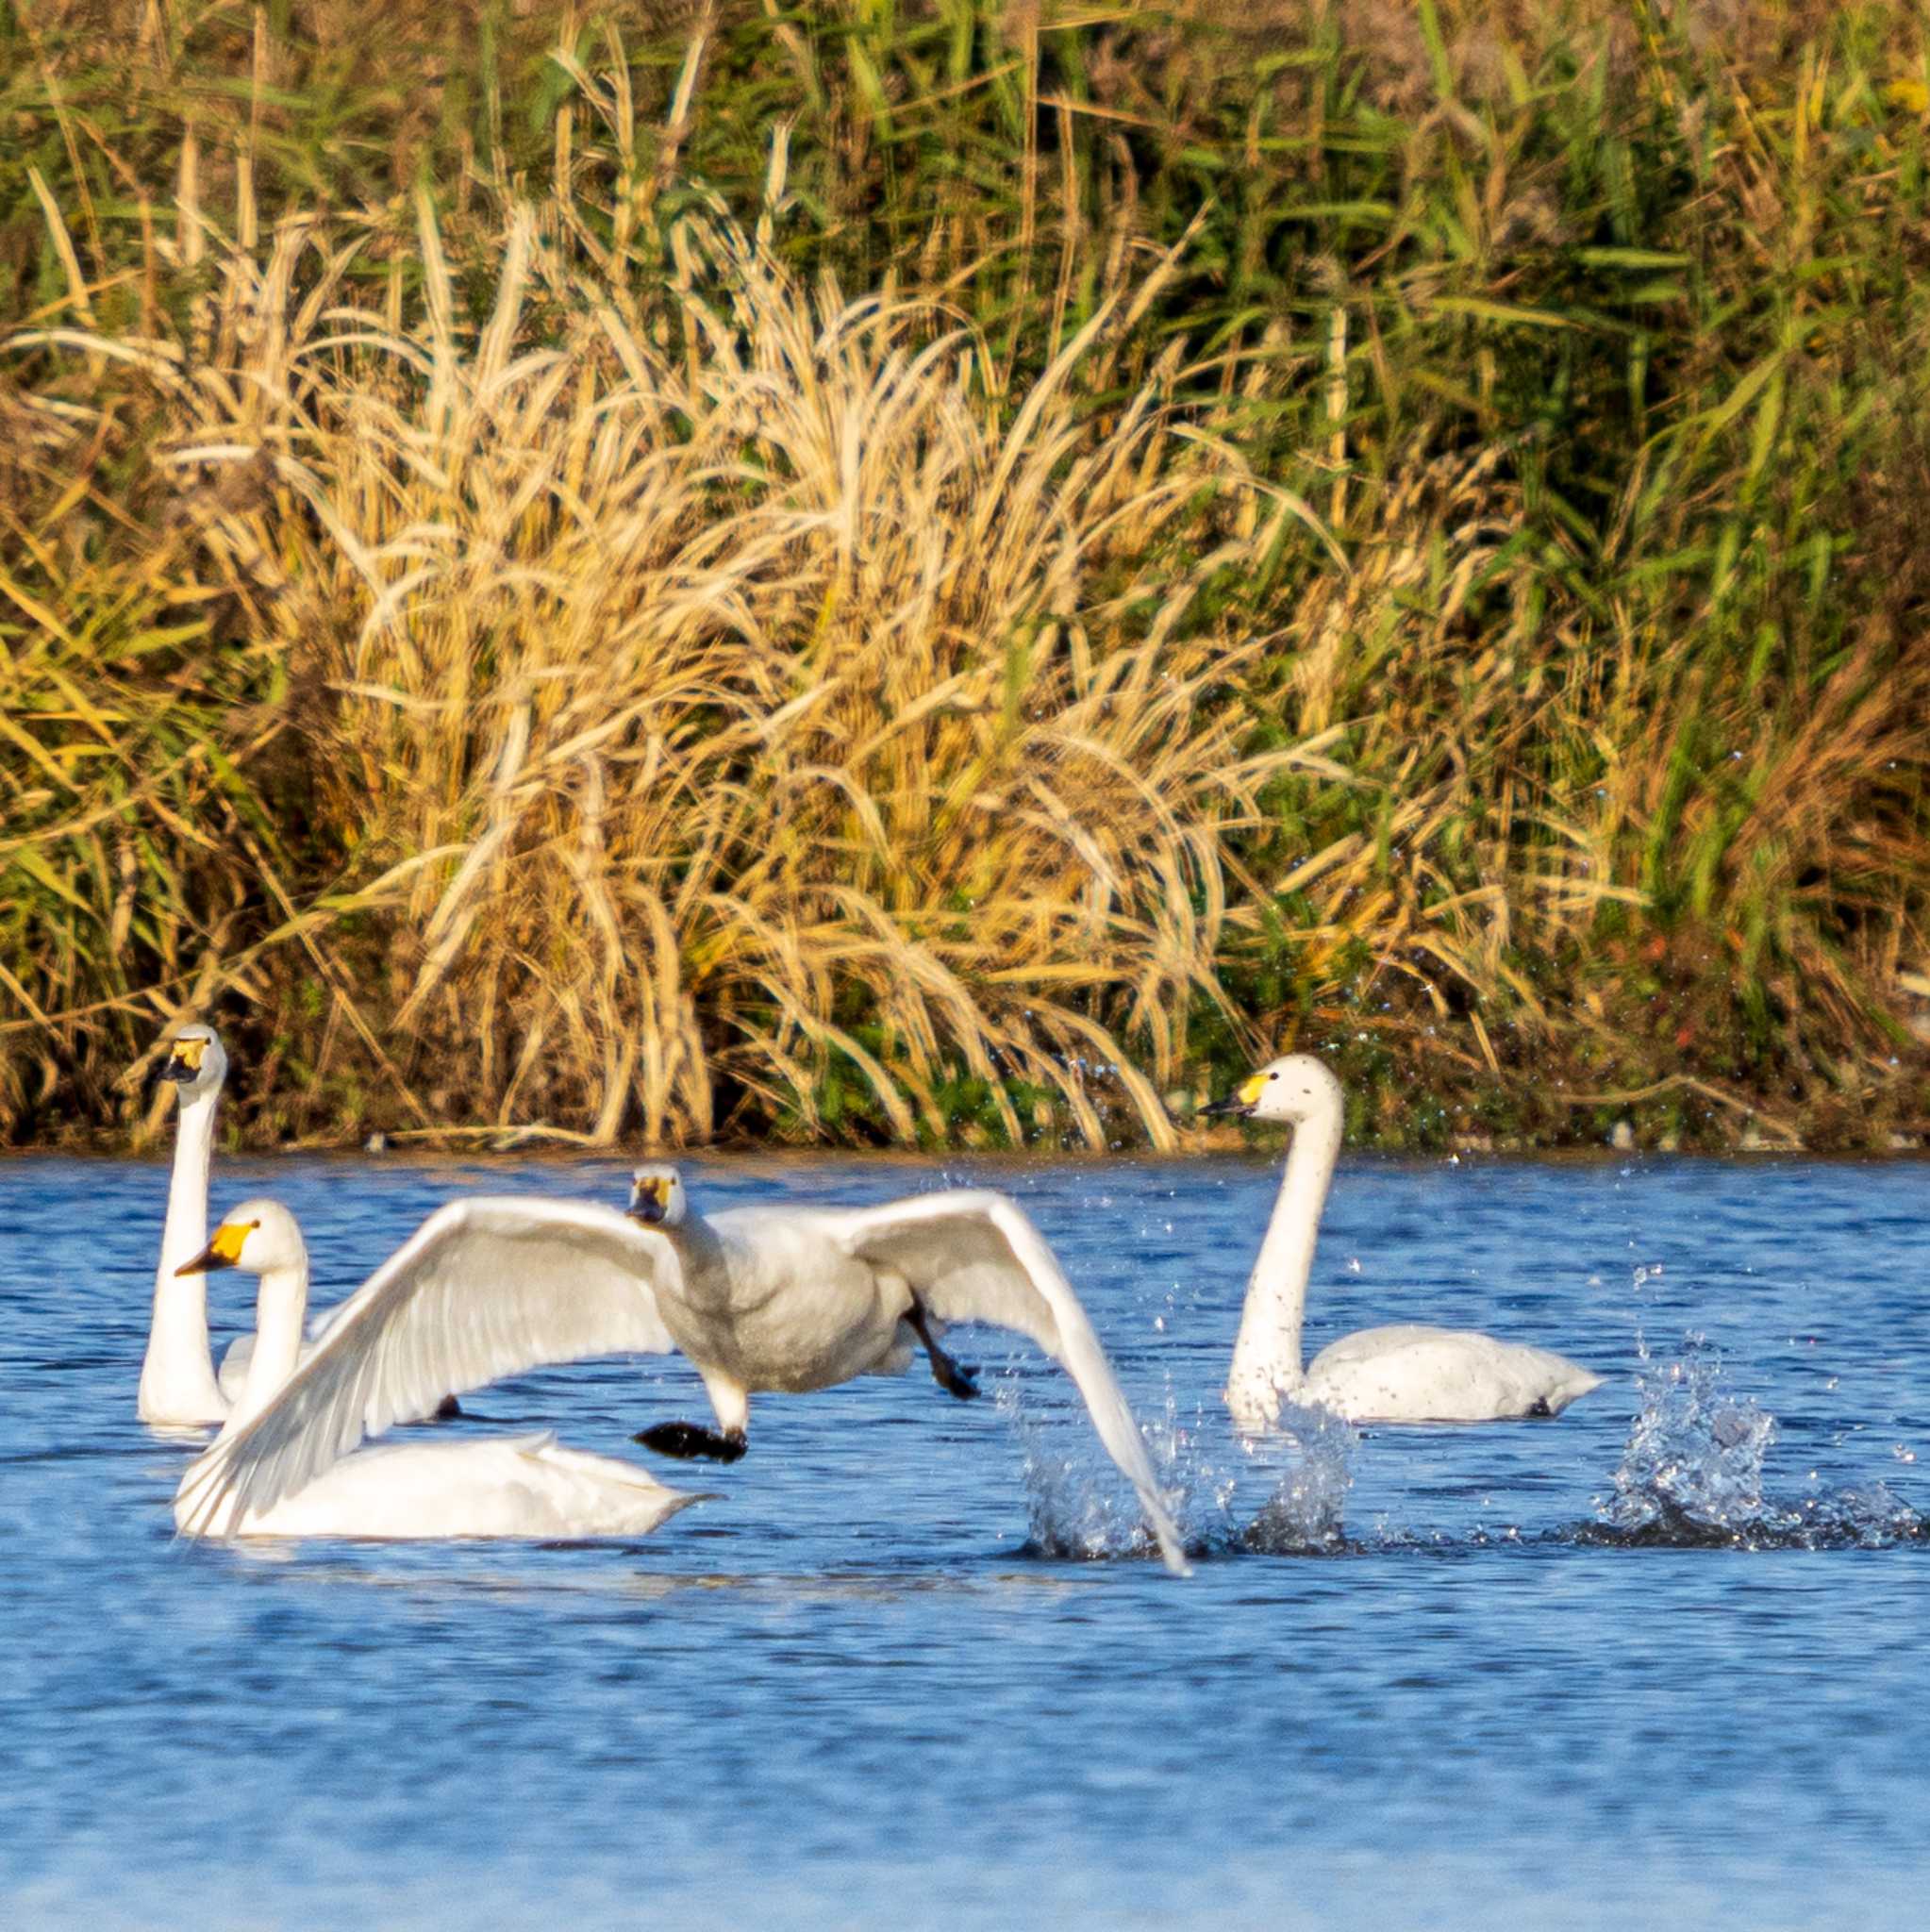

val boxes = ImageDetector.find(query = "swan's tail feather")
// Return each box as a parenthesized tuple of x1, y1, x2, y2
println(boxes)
(1548, 1366, 1606, 1415)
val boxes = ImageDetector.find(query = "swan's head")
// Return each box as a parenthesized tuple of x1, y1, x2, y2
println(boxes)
(628, 1163, 688, 1229)
(148, 1024, 227, 1104)
(1202, 1052, 1343, 1125)
(175, 1198, 305, 1278)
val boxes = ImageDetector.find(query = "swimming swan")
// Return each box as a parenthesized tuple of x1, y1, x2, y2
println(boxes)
(174, 1172, 1190, 1574)
(1204, 1054, 1604, 1427)
(171, 1201, 700, 1540)
(137, 1024, 454, 1424)
(138, 1025, 230, 1426)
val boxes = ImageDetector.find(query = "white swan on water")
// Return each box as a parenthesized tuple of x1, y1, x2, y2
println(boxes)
(138, 1025, 229, 1426)
(172, 1201, 700, 1540)
(138, 1024, 452, 1427)
(1204, 1054, 1603, 1427)
(175, 1170, 1190, 1574)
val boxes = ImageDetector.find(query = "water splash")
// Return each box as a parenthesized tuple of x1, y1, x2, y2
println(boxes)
(1589, 1331, 1924, 1551)
(1235, 1396, 1354, 1555)
(1605, 1330, 1777, 1530)
(1004, 1381, 1354, 1565)
(1004, 1383, 1162, 1564)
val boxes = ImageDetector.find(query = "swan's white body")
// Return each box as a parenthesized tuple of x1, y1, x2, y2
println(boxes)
(172, 1202, 698, 1541)
(1211, 1056, 1603, 1428)
(175, 1179, 1189, 1575)
(200, 1432, 697, 1541)
(139, 1028, 230, 1427)
(135, 1022, 446, 1421)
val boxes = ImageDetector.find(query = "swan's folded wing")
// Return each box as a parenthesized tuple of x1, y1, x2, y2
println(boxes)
(176, 1198, 680, 1537)
(831, 1190, 1190, 1577)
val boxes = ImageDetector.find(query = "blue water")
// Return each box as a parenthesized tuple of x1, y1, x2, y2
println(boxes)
(3, 1149, 1927, 1928)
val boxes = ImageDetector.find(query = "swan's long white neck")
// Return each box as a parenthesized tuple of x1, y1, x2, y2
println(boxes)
(1224, 1098, 1342, 1428)
(221, 1258, 308, 1437)
(138, 1087, 227, 1424)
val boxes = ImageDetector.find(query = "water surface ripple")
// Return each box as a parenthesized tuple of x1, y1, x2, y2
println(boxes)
(2, 1151, 1926, 1928)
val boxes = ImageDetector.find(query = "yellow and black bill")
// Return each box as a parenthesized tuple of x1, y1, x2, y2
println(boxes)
(143, 1036, 209, 1101)
(174, 1221, 251, 1277)
(629, 1175, 673, 1224)
(1200, 1071, 1268, 1119)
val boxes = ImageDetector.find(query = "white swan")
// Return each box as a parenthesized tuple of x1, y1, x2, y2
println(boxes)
(138, 1025, 229, 1425)
(1204, 1054, 1604, 1426)
(137, 1022, 457, 1424)
(175, 1170, 1190, 1574)
(171, 1201, 700, 1540)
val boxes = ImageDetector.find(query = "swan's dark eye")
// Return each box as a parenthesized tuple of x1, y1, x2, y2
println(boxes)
(1269, 1071, 1279, 1080)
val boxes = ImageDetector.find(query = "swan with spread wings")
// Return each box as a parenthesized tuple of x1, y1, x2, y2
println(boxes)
(170, 1199, 699, 1540)
(175, 1167, 1189, 1574)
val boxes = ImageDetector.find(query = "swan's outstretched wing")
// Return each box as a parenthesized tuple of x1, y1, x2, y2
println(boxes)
(176, 1199, 680, 1537)
(830, 1190, 1190, 1576)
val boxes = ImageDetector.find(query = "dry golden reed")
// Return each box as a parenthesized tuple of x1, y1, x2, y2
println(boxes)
(20, 188, 1326, 1147)
(4, 2, 1928, 1149)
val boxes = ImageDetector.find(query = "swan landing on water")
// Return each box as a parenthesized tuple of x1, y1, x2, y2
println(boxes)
(174, 1173, 1190, 1575)
(1204, 1054, 1604, 1428)
(171, 1203, 701, 1541)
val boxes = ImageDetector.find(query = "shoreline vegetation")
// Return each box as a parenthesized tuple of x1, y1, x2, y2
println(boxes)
(2, 0, 1927, 1155)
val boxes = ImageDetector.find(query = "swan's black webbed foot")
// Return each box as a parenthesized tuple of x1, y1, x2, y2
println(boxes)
(930, 1351, 980, 1402)
(635, 1421, 749, 1463)
(433, 1394, 463, 1420)
(1527, 1397, 1554, 1419)
(905, 1296, 980, 1402)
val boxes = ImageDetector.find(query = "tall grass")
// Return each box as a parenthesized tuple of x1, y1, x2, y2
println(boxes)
(9, 171, 1314, 1145)
(2, 1, 1927, 1147)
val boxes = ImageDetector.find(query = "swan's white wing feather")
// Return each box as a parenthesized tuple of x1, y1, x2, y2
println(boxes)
(829, 1190, 1190, 1576)
(176, 1198, 679, 1536)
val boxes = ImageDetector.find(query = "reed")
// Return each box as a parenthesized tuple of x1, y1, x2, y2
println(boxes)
(8, 174, 1315, 1146)
(2, 1, 1926, 1148)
